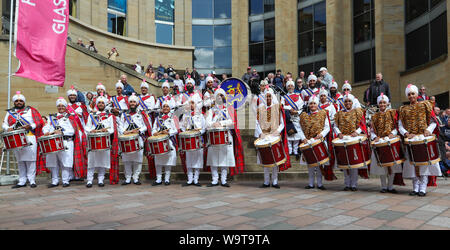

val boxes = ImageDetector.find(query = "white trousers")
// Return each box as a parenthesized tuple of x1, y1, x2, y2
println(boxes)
(87, 168, 106, 184)
(124, 162, 142, 183)
(156, 165, 172, 183)
(50, 166, 71, 185)
(308, 167, 323, 187)
(412, 176, 428, 193)
(380, 174, 395, 190)
(187, 168, 200, 184)
(211, 167, 228, 185)
(288, 140, 299, 155)
(264, 167, 279, 185)
(344, 169, 359, 188)
(17, 161, 36, 185)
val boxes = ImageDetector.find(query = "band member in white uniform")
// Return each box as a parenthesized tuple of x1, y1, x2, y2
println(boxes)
(151, 98, 178, 186)
(252, 79, 268, 138)
(318, 88, 337, 125)
(180, 100, 206, 187)
(138, 81, 156, 112)
(301, 73, 320, 103)
(203, 76, 216, 110)
(205, 88, 235, 187)
(90, 83, 110, 113)
(118, 94, 147, 185)
(2, 92, 42, 188)
(341, 81, 362, 110)
(43, 98, 76, 188)
(85, 95, 114, 188)
(111, 81, 129, 116)
(282, 80, 304, 159)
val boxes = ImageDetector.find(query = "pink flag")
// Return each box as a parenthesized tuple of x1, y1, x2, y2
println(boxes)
(14, 0, 68, 87)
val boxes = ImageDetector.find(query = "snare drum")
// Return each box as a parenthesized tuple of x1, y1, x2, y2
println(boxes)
(207, 128, 230, 147)
(87, 132, 111, 152)
(332, 135, 371, 169)
(298, 138, 329, 167)
(119, 134, 141, 154)
(404, 135, 440, 166)
(38, 134, 65, 155)
(254, 136, 286, 168)
(0, 129, 30, 151)
(371, 136, 405, 167)
(147, 134, 171, 155)
(179, 130, 202, 152)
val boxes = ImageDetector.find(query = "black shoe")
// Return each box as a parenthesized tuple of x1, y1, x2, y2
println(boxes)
(207, 183, 219, 187)
(418, 192, 426, 197)
(30, 184, 37, 188)
(134, 181, 141, 185)
(343, 187, 351, 191)
(48, 184, 59, 188)
(221, 183, 231, 188)
(62, 183, 70, 188)
(351, 187, 357, 192)
(152, 181, 162, 186)
(409, 191, 418, 196)
(182, 183, 192, 187)
(193, 183, 202, 187)
(380, 189, 387, 193)
(70, 178, 84, 182)
(164, 181, 170, 186)
(387, 189, 398, 194)
(122, 181, 131, 186)
(260, 184, 270, 188)
(317, 186, 326, 190)
(86, 183, 93, 188)
(272, 184, 280, 189)
(11, 184, 26, 189)
(305, 185, 314, 190)
(98, 183, 105, 187)
(295, 154, 300, 161)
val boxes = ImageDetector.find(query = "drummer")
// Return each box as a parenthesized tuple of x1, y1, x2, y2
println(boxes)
(85, 95, 115, 188)
(151, 98, 178, 186)
(178, 77, 203, 115)
(67, 86, 89, 126)
(298, 95, 332, 190)
(118, 94, 147, 185)
(339, 81, 362, 110)
(2, 91, 46, 188)
(252, 79, 269, 139)
(180, 99, 206, 187)
(319, 87, 337, 125)
(43, 98, 85, 188)
(328, 80, 343, 111)
(203, 76, 216, 112)
(399, 84, 441, 197)
(370, 93, 402, 194)
(334, 94, 368, 191)
(111, 81, 129, 116)
(90, 83, 110, 112)
(282, 80, 304, 161)
(155, 81, 176, 111)
(301, 73, 320, 103)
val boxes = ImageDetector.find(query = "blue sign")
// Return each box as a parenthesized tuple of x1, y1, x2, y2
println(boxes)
(220, 78, 249, 110)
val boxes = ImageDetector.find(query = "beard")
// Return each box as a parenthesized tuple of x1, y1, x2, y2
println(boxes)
(14, 103, 25, 110)
(187, 85, 194, 93)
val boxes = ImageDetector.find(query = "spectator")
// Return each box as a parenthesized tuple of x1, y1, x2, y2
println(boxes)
(85, 92, 94, 112)
(88, 40, 98, 53)
(250, 69, 261, 84)
(119, 75, 135, 96)
(167, 64, 176, 78)
(299, 71, 306, 83)
(221, 73, 228, 82)
(184, 68, 191, 80)
(157, 64, 165, 79)
(191, 67, 200, 84)
(173, 74, 184, 93)
(417, 85, 429, 102)
(74, 87, 86, 104)
(198, 73, 206, 90)
(241, 67, 252, 84)
(146, 62, 153, 71)
(366, 73, 391, 107)
(134, 61, 142, 74)
(77, 38, 85, 48)
(210, 71, 220, 88)
(266, 73, 275, 86)
(145, 67, 156, 80)
(159, 73, 172, 83)
(294, 78, 304, 94)
(107, 47, 119, 61)
(317, 67, 333, 90)
(274, 70, 284, 90)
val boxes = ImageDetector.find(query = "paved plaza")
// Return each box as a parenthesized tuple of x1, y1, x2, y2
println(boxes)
(0, 177, 449, 230)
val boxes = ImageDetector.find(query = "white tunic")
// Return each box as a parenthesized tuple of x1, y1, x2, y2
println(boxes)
(320, 102, 337, 126)
(2, 108, 37, 162)
(155, 95, 176, 110)
(282, 93, 304, 141)
(118, 111, 147, 163)
(301, 88, 319, 102)
(137, 94, 156, 112)
(111, 95, 129, 111)
(203, 90, 215, 110)
(177, 91, 204, 111)
(42, 113, 75, 168)
(152, 114, 178, 166)
(205, 106, 235, 167)
(181, 113, 205, 169)
(85, 112, 114, 169)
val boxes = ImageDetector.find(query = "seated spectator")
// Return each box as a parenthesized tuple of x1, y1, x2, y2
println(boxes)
(173, 74, 184, 93)
(134, 61, 143, 74)
(147, 62, 153, 71)
(88, 40, 97, 53)
(167, 64, 176, 78)
(145, 67, 156, 80)
(157, 64, 165, 79)
(158, 73, 173, 83)
(77, 38, 85, 48)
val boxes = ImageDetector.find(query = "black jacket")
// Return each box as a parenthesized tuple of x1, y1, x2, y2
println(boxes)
(367, 80, 391, 106)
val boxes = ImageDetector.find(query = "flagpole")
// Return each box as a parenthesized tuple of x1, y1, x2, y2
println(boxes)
(6, 0, 15, 175)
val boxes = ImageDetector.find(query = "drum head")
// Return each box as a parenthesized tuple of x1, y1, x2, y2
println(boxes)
(119, 133, 139, 141)
(333, 135, 367, 146)
(254, 136, 281, 148)
(180, 130, 201, 138)
(371, 136, 401, 146)
(405, 135, 436, 144)
(148, 134, 169, 142)
(1, 129, 27, 136)
(38, 133, 63, 142)
(88, 132, 110, 138)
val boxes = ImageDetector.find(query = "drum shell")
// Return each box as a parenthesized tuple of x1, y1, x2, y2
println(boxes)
(372, 137, 405, 167)
(37, 134, 65, 155)
(254, 137, 286, 168)
(333, 137, 371, 169)
(1, 129, 29, 150)
(87, 132, 111, 152)
(146, 135, 171, 156)
(179, 132, 202, 152)
(404, 136, 440, 166)
(119, 134, 141, 154)
(298, 139, 329, 168)
(207, 128, 230, 146)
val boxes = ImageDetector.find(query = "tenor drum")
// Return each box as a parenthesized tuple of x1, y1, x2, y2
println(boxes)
(404, 135, 440, 166)
(147, 134, 171, 156)
(254, 136, 286, 168)
(179, 131, 202, 152)
(87, 132, 111, 152)
(0, 129, 30, 151)
(332, 135, 371, 169)
(38, 134, 65, 155)
(119, 134, 141, 154)
(207, 128, 230, 147)
(298, 138, 329, 168)
(371, 136, 405, 167)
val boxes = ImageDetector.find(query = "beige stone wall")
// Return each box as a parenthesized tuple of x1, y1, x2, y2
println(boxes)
(175, 0, 192, 47)
(231, 0, 249, 78)
(275, 0, 298, 77)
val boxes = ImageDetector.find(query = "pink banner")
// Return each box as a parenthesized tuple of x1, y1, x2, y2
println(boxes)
(14, 0, 69, 87)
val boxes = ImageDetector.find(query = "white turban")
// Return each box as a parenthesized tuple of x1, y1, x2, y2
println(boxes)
(264, 88, 279, 106)
(12, 91, 26, 103)
(128, 93, 139, 104)
(140, 81, 149, 89)
(377, 93, 390, 105)
(319, 88, 328, 97)
(319, 67, 327, 72)
(56, 97, 68, 107)
(307, 73, 317, 82)
(96, 96, 108, 105)
(343, 93, 355, 102)
(329, 81, 338, 90)
(286, 80, 295, 88)
(308, 95, 320, 105)
(405, 84, 419, 97)
(186, 78, 195, 85)
(214, 88, 227, 101)
(260, 79, 268, 86)
(206, 76, 214, 83)
(67, 86, 77, 96)
(162, 97, 174, 109)
(115, 81, 124, 89)
(96, 83, 106, 91)
(342, 81, 352, 92)
(162, 81, 170, 89)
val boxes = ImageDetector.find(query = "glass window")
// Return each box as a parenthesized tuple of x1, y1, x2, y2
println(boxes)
(299, 32, 313, 57)
(192, 25, 213, 46)
(430, 12, 448, 60)
(108, 12, 126, 36)
(108, 0, 127, 13)
(156, 23, 174, 45)
(405, 0, 428, 23)
(250, 21, 264, 43)
(354, 48, 375, 83)
(214, 0, 231, 19)
(194, 47, 214, 68)
(249, 0, 263, 15)
(298, 6, 313, 33)
(264, 41, 275, 64)
(314, 1, 326, 28)
(192, 0, 213, 19)
(406, 24, 430, 69)
(214, 47, 232, 68)
(264, 18, 275, 41)
(314, 29, 326, 54)
(354, 12, 372, 43)
(353, 0, 371, 16)
(298, 2, 326, 59)
(214, 25, 232, 47)
(264, 0, 275, 13)
(249, 43, 264, 66)
(431, 0, 445, 9)
(155, 0, 175, 22)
